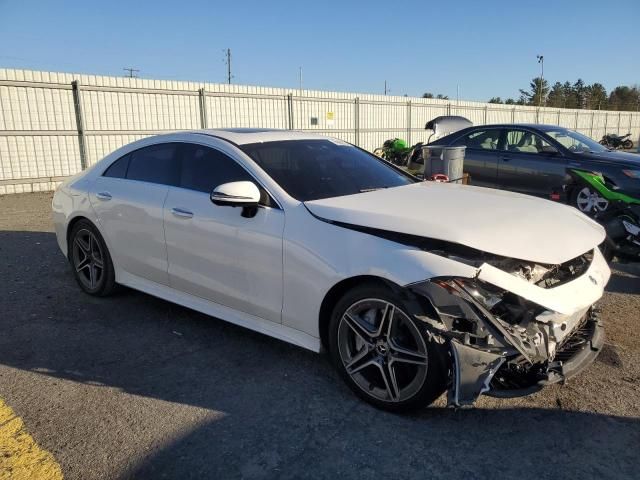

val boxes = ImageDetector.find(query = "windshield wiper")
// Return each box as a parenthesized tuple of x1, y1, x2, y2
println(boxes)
(359, 186, 388, 193)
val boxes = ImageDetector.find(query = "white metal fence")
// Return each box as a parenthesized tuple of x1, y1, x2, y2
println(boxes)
(1, 68, 639, 194)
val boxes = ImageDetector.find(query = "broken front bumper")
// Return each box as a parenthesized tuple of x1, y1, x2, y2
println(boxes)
(458, 308, 604, 404)
(408, 248, 610, 408)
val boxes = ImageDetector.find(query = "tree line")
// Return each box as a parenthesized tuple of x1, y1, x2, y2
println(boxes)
(487, 78, 640, 111)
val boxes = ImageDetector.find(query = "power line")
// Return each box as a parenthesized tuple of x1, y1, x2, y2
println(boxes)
(123, 67, 139, 78)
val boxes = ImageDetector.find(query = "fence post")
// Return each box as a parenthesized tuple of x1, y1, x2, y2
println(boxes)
(483, 105, 488, 124)
(447, 103, 451, 116)
(406, 100, 412, 146)
(557, 109, 561, 125)
(354, 97, 360, 146)
(71, 80, 88, 170)
(604, 112, 608, 134)
(198, 88, 208, 129)
(287, 93, 294, 130)
(575, 110, 579, 130)
(618, 112, 622, 134)
(536, 107, 540, 124)
(511, 107, 515, 123)
(590, 111, 595, 138)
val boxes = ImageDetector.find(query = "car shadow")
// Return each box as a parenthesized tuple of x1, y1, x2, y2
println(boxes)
(0, 230, 639, 479)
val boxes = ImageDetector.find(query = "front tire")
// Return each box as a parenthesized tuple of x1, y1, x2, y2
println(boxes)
(571, 185, 609, 214)
(69, 219, 117, 296)
(328, 283, 447, 412)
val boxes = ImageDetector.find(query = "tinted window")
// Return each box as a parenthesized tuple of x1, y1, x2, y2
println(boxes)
(103, 154, 130, 178)
(454, 129, 501, 150)
(178, 144, 253, 193)
(126, 143, 179, 185)
(504, 130, 553, 154)
(240, 140, 415, 201)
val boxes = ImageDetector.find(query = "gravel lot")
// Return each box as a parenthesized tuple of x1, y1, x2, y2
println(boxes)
(0, 192, 639, 479)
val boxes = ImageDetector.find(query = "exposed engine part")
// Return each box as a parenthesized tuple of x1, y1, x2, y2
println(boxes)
(409, 272, 604, 407)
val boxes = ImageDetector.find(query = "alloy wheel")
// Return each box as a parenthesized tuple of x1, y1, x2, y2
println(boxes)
(576, 187, 609, 213)
(72, 228, 104, 290)
(337, 299, 429, 403)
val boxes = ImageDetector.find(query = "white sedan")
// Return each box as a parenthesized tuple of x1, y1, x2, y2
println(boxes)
(52, 129, 610, 411)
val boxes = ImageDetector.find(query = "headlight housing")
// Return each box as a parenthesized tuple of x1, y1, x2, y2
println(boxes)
(432, 277, 545, 327)
(433, 278, 503, 311)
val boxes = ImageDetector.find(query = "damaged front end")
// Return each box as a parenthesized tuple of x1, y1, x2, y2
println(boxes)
(408, 249, 609, 407)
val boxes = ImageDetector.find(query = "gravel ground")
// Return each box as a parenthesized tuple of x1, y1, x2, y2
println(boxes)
(0, 192, 638, 480)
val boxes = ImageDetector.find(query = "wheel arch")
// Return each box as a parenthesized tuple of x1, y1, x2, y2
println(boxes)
(318, 275, 402, 351)
(65, 215, 98, 257)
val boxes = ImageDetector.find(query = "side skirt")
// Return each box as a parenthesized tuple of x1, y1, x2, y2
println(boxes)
(117, 271, 322, 353)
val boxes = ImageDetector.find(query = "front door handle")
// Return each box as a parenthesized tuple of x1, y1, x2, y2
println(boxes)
(501, 155, 511, 162)
(171, 207, 194, 219)
(96, 191, 112, 201)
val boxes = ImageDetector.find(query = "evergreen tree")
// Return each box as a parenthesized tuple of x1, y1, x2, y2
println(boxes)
(519, 77, 549, 106)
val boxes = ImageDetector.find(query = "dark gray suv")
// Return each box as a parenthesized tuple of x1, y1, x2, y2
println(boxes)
(429, 124, 640, 213)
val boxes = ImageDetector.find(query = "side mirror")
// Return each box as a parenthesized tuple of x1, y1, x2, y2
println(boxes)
(211, 181, 260, 207)
(541, 145, 559, 155)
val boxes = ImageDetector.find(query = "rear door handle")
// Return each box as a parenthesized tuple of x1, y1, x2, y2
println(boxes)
(171, 207, 194, 219)
(96, 191, 112, 201)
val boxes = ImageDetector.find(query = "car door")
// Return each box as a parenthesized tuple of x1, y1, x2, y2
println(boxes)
(89, 143, 180, 285)
(164, 142, 285, 324)
(451, 128, 502, 187)
(497, 128, 567, 197)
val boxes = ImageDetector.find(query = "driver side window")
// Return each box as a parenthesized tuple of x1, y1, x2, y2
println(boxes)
(503, 130, 554, 155)
(178, 144, 274, 207)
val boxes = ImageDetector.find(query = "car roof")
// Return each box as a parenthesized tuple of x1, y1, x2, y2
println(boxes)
(467, 123, 564, 130)
(182, 128, 337, 145)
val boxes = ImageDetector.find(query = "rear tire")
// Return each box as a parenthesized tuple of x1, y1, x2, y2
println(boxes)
(69, 219, 117, 296)
(328, 283, 447, 412)
(623, 139, 634, 150)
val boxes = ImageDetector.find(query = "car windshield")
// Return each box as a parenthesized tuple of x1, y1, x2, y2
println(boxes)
(540, 127, 609, 153)
(240, 139, 416, 201)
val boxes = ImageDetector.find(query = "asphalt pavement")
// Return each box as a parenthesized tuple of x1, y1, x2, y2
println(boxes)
(0, 192, 639, 479)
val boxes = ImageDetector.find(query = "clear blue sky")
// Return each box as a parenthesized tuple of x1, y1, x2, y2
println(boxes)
(1, 0, 638, 101)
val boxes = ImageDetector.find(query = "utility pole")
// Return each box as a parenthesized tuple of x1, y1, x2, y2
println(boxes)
(384, 80, 389, 96)
(536, 55, 544, 107)
(123, 67, 139, 78)
(225, 48, 232, 84)
(298, 66, 303, 93)
(456, 84, 460, 106)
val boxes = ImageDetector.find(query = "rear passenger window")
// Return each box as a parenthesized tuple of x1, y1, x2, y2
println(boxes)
(178, 144, 253, 193)
(126, 143, 179, 185)
(103, 154, 130, 178)
(454, 129, 502, 150)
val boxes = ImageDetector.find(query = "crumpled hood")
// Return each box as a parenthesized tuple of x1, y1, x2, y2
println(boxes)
(305, 182, 605, 264)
